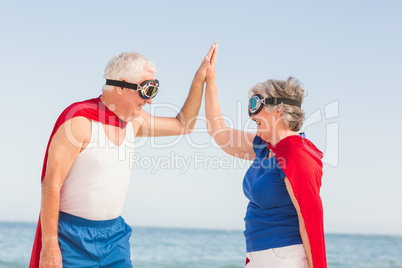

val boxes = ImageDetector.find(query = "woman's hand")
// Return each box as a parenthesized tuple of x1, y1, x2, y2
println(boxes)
(206, 42, 218, 82)
(194, 42, 217, 83)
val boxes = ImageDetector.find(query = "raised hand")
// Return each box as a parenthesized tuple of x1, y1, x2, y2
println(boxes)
(204, 41, 256, 160)
(206, 41, 218, 81)
(194, 42, 217, 83)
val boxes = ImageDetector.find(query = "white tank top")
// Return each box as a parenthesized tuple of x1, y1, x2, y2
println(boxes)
(60, 120, 135, 220)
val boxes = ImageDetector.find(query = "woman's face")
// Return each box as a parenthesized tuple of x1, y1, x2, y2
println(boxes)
(251, 106, 279, 142)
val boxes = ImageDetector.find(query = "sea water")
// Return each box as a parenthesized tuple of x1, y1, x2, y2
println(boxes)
(0, 221, 401, 268)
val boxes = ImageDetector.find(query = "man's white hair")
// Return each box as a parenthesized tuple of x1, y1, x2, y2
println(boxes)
(102, 52, 157, 91)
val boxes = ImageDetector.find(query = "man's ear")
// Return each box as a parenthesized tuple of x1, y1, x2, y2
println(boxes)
(115, 78, 126, 95)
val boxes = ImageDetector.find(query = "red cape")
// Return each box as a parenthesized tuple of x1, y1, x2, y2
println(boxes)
(29, 97, 127, 268)
(265, 135, 326, 268)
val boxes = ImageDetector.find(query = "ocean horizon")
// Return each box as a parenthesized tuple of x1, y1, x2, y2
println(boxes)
(0, 221, 401, 268)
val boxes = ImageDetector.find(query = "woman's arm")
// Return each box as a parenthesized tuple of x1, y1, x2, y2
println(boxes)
(205, 43, 255, 160)
(284, 177, 313, 268)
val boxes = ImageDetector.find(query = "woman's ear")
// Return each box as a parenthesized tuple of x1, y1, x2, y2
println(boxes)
(276, 108, 284, 117)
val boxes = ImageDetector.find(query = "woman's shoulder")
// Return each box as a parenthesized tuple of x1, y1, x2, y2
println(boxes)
(252, 135, 269, 156)
(252, 135, 265, 148)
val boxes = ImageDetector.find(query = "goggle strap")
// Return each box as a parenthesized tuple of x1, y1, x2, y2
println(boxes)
(263, 97, 301, 108)
(105, 79, 139, 90)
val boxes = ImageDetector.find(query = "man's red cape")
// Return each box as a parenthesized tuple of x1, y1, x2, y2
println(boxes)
(264, 135, 326, 268)
(29, 97, 127, 268)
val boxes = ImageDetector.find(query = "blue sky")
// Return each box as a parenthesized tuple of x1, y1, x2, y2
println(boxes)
(0, 0, 401, 235)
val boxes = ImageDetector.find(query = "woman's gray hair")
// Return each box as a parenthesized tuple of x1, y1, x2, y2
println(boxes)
(248, 77, 305, 131)
(102, 52, 157, 91)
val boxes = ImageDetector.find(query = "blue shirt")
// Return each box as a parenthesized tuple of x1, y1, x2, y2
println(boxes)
(242, 135, 302, 252)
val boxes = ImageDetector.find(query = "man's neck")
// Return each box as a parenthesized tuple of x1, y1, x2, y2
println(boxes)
(100, 93, 125, 120)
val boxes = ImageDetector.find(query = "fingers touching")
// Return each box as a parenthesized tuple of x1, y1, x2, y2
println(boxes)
(210, 42, 218, 69)
(195, 42, 219, 82)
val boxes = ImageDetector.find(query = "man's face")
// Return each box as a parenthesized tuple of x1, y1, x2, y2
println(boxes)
(124, 69, 155, 119)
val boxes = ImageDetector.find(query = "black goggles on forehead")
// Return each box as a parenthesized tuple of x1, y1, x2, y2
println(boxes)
(248, 94, 302, 116)
(105, 79, 159, 99)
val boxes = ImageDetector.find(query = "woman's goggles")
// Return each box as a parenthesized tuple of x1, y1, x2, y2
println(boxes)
(248, 94, 302, 116)
(106, 79, 160, 99)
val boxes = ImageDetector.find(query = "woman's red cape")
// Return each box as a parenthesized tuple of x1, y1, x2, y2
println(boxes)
(29, 97, 126, 268)
(264, 135, 327, 268)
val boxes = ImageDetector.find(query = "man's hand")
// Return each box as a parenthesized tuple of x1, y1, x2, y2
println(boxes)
(194, 42, 218, 83)
(39, 243, 62, 268)
(136, 42, 218, 137)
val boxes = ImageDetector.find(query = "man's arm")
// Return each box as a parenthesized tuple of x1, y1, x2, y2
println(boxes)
(284, 177, 313, 268)
(136, 43, 216, 137)
(40, 117, 90, 268)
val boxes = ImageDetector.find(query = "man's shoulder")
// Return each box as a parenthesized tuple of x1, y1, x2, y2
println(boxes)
(54, 97, 99, 129)
(52, 116, 92, 147)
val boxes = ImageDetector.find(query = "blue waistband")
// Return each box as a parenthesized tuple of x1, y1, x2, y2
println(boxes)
(59, 211, 122, 228)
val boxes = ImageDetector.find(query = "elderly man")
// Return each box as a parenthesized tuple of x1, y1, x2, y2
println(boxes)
(29, 42, 217, 268)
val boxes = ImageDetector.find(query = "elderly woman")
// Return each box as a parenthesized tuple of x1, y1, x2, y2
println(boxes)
(204, 45, 326, 268)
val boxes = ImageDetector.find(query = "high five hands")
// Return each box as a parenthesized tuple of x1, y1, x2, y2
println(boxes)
(195, 42, 219, 83)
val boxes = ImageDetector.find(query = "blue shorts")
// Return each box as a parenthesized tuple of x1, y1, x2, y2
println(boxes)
(58, 211, 133, 267)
